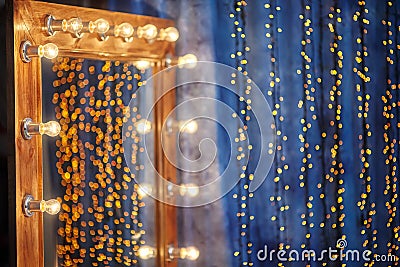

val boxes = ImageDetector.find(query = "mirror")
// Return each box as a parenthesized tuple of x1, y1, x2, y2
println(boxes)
(42, 57, 157, 267)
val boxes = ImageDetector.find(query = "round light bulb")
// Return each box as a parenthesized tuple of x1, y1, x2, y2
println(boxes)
(39, 121, 61, 137)
(163, 27, 179, 42)
(138, 24, 158, 40)
(179, 183, 199, 197)
(65, 17, 83, 34)
(94, 18, 110, 34)
(179, 120, 198, 134)
(40, 199, 61, 215)
(38, 43, 59, 59)
(116, 22, 134, 38)
(183, 246, 200, 261)
(135, 119, 152, 135)
(138, 245, 156, 259)
(178, 54, 198, 69)
(137, 183, 153, 198)
(134, 60, 152, 71)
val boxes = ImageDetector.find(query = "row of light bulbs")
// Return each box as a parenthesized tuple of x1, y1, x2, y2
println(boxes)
(46, 15, 180, 43)
(135, 118, 198, 135)
(138, 245, 200, 261)
(20, 40, 197, 70)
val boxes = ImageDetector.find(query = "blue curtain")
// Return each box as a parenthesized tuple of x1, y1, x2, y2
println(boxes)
(43, 0, 400, 266)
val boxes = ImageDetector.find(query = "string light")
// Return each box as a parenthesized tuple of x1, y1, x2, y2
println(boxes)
(264, 1, 289, 262)
(382, 1, 400, 263)
(51, 57, 148, 266)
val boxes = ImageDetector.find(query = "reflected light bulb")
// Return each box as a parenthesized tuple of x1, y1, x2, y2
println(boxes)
(116, 22, 134, 38)
(38, 43, 59, 59)
(137, 24, 158, 40)
(181, 246, 200, 261)
(39, 121, 61, 137)
(163, 27, 180, 42)
(40, 199, 61, 215)
(179, 183, 199, 197)
(138, 245, 157, 259)
(179, 120, 198, 134)
(134, 60, 152, 71)
(65, 17, 83, 34)
(137, 183, 153, 198)
(178, 54, 198, 69)
(135, 119, 152, 135)
(93, 18, 110, 34)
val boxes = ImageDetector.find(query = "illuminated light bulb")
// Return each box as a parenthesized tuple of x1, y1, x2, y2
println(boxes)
(159, 27, 180, 42)
(177, 54, 198, 69)
(40, 199, 61, 215)
(115, 22, 134, 42)
(137, 245, 157, 259)
(39, 121, 61, 137)
(20, 41, 59, 63)
(179, 120, 198, 134)
(134, 119, 152, 135)
(179, 183, 199, 197)
(137, 183, 153, 198)
(38, 43, 59, 60)
(137, 24, 158, 40)
(169, 246, 200, 261)
(182, 246, 200, 261)
(93, 18, 110, 34)
(64, 17, 84, 37)
(133, 60, 152, 71)
(22, 118, 61, 139)
(23, 195, 61, 217)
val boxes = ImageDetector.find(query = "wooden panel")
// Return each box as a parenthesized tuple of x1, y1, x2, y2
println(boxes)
(9, 1, 177, 267)
(15, 1, 175, 60)
(153, 66, 178, 267)
(12, 1, 44, 266)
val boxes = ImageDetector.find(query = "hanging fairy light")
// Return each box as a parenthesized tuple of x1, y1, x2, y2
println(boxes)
(264, 1, 290, 259)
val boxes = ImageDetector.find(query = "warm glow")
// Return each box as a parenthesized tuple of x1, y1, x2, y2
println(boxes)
(162, 27, 179, 42)
(65, 17, 83, 33)
(137, 245, 156, 259)
(180, 246, 200, 261)
(39, 120, 61, 137)
(179, 183, 199, 197)
(179, 120, 198, 134)
(116, 22, 134, 38)
(40, 199, 61, 215)
(94, 18, 110, 34)
(177, 54, 198, 69)
(137, 24, 158, 40)
(135, 119, 152, 135)
(134, 60, 152, 71)
(38, 43, 59, 59)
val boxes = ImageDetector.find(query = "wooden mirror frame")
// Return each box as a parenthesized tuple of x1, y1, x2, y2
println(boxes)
(6, 1, 178, 266)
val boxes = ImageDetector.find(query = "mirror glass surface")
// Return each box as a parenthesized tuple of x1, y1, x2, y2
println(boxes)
(42, 57, 156, 267)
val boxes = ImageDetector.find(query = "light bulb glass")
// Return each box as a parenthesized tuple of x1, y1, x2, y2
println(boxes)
(66, 17, 83, 34)
(179, 183, 199, 197)
(39, 121, 61, 137)
(135, 119, 152, 135)
(163, 27, 179, 42)
(138, 24, 158, 40)
(138, 245, 156, 259)
(179, 120, 198, 134)
(137, 184, 153, 198)
(134, 61, 152, 71)
(38, 43, 59, 59)
(116, 22, 134, 38)
(178, 54, 198, 69)
(94, 18, 110, 34)
(40, 199, 61, 215)
(183, 246, 200, 261)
